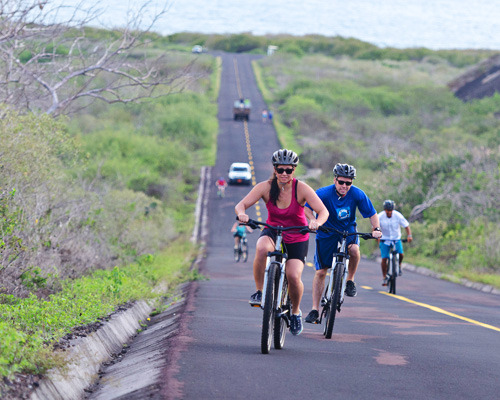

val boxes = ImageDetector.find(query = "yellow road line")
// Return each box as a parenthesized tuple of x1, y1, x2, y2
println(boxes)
(380, 291, 500, 332)
(234, 57, 262, 222)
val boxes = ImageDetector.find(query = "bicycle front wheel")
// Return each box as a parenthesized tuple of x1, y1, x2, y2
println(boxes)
(274, 274, 289, 350)
(389, 254, 397, 294)
(261, 262, 278, 354)
(325, 263, 344, 339)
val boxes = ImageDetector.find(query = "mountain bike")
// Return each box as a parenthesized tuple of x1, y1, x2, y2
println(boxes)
(240, 218, 313, 354)
(316, 227, 374, 339)
(384, 239, 407, 295)
(234, 235, 248, 262)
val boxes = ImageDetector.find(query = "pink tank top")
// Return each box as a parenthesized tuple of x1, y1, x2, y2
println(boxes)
(266, 178, 309, 243)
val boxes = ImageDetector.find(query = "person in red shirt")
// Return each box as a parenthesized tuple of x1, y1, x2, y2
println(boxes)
(215, 177, 227, 197)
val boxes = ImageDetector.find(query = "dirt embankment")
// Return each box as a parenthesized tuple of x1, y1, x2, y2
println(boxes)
(449, 54, 500, 101)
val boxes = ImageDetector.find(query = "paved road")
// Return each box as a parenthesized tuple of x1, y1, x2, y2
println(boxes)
(167, 53, 500, 400)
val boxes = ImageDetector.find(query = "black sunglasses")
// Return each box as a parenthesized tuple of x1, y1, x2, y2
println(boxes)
(275, 167, 294, 175)
(336, 179, 352, 186)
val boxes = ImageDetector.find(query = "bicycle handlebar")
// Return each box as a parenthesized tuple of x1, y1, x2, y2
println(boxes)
(317, 225, 375, 240)
(237, 217, 316, 235)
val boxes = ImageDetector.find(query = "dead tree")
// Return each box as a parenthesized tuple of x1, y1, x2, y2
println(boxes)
(0, 0, 196, 116)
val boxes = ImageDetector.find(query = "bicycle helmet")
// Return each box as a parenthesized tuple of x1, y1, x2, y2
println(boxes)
(333, 163, 356, 179)
(271, 149, 299, 166)
(383, 199, 395, 211)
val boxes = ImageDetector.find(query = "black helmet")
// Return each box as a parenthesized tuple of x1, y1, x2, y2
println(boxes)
(272, 149, 299, 166)
(383, 200, 395, 211)
(333, 163, 356, 179)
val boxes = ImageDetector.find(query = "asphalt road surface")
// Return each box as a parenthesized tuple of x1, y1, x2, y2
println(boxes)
(168, 53, 500, 400)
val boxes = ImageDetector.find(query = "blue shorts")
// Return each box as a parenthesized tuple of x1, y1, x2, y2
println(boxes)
(379, 240, 404, 258)
(314, 234, 359, 270)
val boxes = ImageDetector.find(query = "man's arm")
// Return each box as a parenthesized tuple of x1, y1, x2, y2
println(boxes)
(405, 225, 413, 243)
(369, 213, 382, 239)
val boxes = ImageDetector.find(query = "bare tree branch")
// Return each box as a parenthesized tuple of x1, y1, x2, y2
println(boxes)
(0, 0, 198, 116)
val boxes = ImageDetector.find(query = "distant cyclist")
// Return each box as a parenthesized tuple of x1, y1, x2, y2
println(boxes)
(235, 149, 329, 336)
(231, 221, 253, 250)
(215, 176, 228, 197)
(378, 200, 413, 285)
(304, 163, 382, 324)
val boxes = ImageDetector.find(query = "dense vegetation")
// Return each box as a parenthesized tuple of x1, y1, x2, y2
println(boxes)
(253, 51, 499, 284)
(1, 27, 499, 391)
(0, 28, 219, 386)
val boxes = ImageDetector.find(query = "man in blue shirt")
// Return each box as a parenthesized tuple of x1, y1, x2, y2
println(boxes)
(304, 163, 382, 324)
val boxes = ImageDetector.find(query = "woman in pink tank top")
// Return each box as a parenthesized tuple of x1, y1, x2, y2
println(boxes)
(235, 149, 329, 336)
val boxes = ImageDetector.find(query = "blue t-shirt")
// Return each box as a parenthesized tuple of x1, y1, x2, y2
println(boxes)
(306, 184, 376, 240)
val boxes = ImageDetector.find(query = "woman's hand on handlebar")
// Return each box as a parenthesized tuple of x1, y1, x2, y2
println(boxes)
(308, 219, 320, 231)
(237, 213, 249, 223)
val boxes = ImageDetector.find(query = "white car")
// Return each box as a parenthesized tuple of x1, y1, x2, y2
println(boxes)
(228, 162, 252, 185)
(191, 45, 203, 54)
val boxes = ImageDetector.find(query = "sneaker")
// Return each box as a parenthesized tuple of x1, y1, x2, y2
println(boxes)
(290, 312, 303, 335)
(345, 280, 357, 297)
(249, 290, 262, 306)
(305, 309, 320, 324)
(398, 266, 403, 276)
(382, 277, 388, 286)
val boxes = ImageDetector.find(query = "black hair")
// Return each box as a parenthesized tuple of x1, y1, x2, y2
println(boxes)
(269, 175, 280, 205)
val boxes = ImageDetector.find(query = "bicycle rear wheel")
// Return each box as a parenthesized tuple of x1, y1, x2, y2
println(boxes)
(388, 254, 397, 294)
(274, 274, 289, 349)
(325, 263, 344, 339)
(261, 262, 278, 354)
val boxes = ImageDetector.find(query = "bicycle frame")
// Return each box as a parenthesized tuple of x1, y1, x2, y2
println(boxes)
(261, 233, 287, 310)
(316, 227, 373, 339)
(239, 218, 312, 353)
(322, 238, 349, 314)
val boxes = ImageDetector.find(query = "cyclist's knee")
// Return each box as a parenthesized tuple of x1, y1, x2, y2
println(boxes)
(316, 268, 327, 278)
(348, 244, 360, 257)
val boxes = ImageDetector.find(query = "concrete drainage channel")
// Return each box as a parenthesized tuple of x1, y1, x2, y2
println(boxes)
(31, 167, 210, 400)
(30, 283, 190, 400)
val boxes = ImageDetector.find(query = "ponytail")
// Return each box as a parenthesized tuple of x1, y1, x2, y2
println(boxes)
(269, 175, 280, 205)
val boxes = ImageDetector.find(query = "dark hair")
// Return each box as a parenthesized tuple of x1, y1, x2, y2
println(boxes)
(269, 175, 280, 205)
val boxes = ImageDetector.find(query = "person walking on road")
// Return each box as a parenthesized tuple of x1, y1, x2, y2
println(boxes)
(304, 163, 382, 324)
(262, 109, 268, 123)
(378, 199, 413, 285)
(235, 149, 329, 336)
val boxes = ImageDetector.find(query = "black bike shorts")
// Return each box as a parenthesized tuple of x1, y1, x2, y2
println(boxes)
(259, 228, 309, 263)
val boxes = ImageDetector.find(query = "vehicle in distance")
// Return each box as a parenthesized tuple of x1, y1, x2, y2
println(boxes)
(233, 99, 251, 121)
(228, 162, 252, 185)
(192, 45, 203, 53)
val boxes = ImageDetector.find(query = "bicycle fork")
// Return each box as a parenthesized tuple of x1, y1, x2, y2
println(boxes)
(322, 258, 350, 311)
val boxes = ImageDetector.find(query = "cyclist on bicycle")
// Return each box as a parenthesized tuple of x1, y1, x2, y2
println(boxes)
(235, 149, 329, 336)
(304, 163, 382, 324)
(215, 176, 228, 197)
(231, 221, 253, 250)
(378, 199, 413, 285)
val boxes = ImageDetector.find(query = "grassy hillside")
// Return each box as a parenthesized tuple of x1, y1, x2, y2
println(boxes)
(254, 51, 499, 285)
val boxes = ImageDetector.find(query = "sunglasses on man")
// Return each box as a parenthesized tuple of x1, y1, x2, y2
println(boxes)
(275, 167, 294, 175)
(336, 179, 352, 186)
